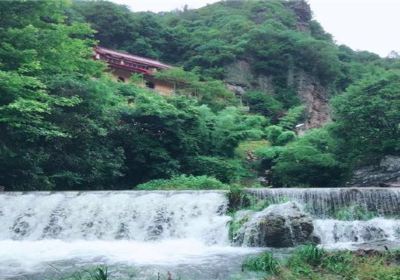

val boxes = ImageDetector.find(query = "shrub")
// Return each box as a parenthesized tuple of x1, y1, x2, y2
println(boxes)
(234, 140, 270, 160)
(265, 125, 284, 146)
(279, 105, 306, 130)
(242, 252, 280, 275)
(276, 131, 296, 146)
(272, 128, 346, 187)
(135, 175, 229, 190)
(184, 156, 247, 183)
(244, 91, 284, 121)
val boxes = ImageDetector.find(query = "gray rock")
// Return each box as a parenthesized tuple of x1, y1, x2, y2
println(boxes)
(348, 155, 400, 188)
(296, 71, 331, 129)
(232, 202, 318, 248)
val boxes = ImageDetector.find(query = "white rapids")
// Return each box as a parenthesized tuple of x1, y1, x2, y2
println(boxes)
(0, 191, 259, 280)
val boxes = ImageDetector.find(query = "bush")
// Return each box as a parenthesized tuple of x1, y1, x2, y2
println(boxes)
(184, 156, 247, 183)
(244, 91, 284, 121)
(272, 128, 346, 187)
(265, 125, 284, 146)
(279, 105, 306, 130)
(332, 71, 400, 163)
(276, 131, 296, 146)
(242, 252, 280, 275)
(135, 175, 229, 190)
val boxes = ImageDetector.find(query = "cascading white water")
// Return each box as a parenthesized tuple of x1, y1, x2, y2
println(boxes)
(245, 188, 400, 248)
(0, 191, 229, 243)
(314, 218, 400, 246)
(3, 188, 400, 279)
(245, 188, 400, 217)
(0, 191, 259, 280)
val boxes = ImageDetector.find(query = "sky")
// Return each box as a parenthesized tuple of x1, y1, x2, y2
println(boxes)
(111, 0, 400, 57)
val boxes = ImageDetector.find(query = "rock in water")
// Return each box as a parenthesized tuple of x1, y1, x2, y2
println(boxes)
(232, 202, 318, 248)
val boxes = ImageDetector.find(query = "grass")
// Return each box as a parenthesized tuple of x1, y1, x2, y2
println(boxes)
(242, 245, 400, 280)
(333, 205, 378, 221)
(57, 267, 109, 280)
(242, 252, 280, 275)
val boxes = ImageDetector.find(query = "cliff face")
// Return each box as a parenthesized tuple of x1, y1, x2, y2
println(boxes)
(225, 61, 331, 129)
(295, 71, 331, 129)
(222, 0, 334, 129)
(348, 156, 400, 188)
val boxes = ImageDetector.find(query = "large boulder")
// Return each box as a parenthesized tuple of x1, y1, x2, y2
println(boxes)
(348, 155, 400, 188)
(231, 202, 319, 248)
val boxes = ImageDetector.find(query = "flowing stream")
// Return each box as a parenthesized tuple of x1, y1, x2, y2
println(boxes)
(1, 188, 400, 279)
(246, 188, 400, 249)
(0, 191, 260, 280)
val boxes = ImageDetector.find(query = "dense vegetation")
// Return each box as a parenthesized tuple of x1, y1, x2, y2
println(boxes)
(0, 0, 399, 191)
(242, 245, 400, 279)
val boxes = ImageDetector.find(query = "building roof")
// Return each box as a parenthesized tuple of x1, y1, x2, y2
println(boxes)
(95, 46, 171, 70)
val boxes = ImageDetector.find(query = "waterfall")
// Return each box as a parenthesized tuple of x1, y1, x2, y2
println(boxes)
(0, 191, 229, 244)
(314, 218, 400, 246)
(245, 188, 400, 218)
(245, 188, 400, 247)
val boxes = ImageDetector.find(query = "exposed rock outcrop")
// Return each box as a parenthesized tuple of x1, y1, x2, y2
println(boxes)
(284, 0, 312, 32)
(296, 71, 331, 129)
(224, 62, 331, 130)
(348, 156, 400, 188)
(232, 202, 319, 248)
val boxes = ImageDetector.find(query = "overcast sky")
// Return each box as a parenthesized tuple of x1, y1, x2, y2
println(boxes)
(111, 0, 400, 57)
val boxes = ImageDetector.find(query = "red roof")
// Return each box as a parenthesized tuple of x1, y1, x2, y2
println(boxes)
(95, 46, 171, 70)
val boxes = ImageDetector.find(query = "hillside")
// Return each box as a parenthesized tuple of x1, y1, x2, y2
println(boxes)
(0, 0, 399, 191)
(73, 0, 397, 129)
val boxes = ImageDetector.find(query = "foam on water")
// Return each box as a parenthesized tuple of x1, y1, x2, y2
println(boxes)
(314, 218, 400, 245)
(0, 191, 229, 243)
(245, 188, 400, 248)
(245, 188, 400, 218)
(2, 188, 400, 278)
(0, 239, 259, 278)
(0, 191, 254, 279)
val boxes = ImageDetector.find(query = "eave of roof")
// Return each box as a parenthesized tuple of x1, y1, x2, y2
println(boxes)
(95, 46, 171, 70)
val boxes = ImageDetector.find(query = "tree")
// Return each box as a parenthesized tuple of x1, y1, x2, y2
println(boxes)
(332, 71, 400, 164)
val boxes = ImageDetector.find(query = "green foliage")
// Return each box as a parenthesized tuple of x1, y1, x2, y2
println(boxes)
(242, 252, 280, 275)
(244, 91, 283, 121)
(279, 105, 306, 130)
(58, 266, 109, 280)
(2, 0, 399, 191)
(289, 245, 325, 267)
(184, 156, 246, 183)
(135, 175, 229, 190)
(228, 212, 251, 241)
(333, 205, 378, 221)
(259, 247, 400, 280)
(155, 68, 238, 111)
(272, 128, 346, 187)
(265, 125, 284, 146)
(264, 125, 296, 146)
(332, 71, 400, 164)
(321, 251, 354, 276)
